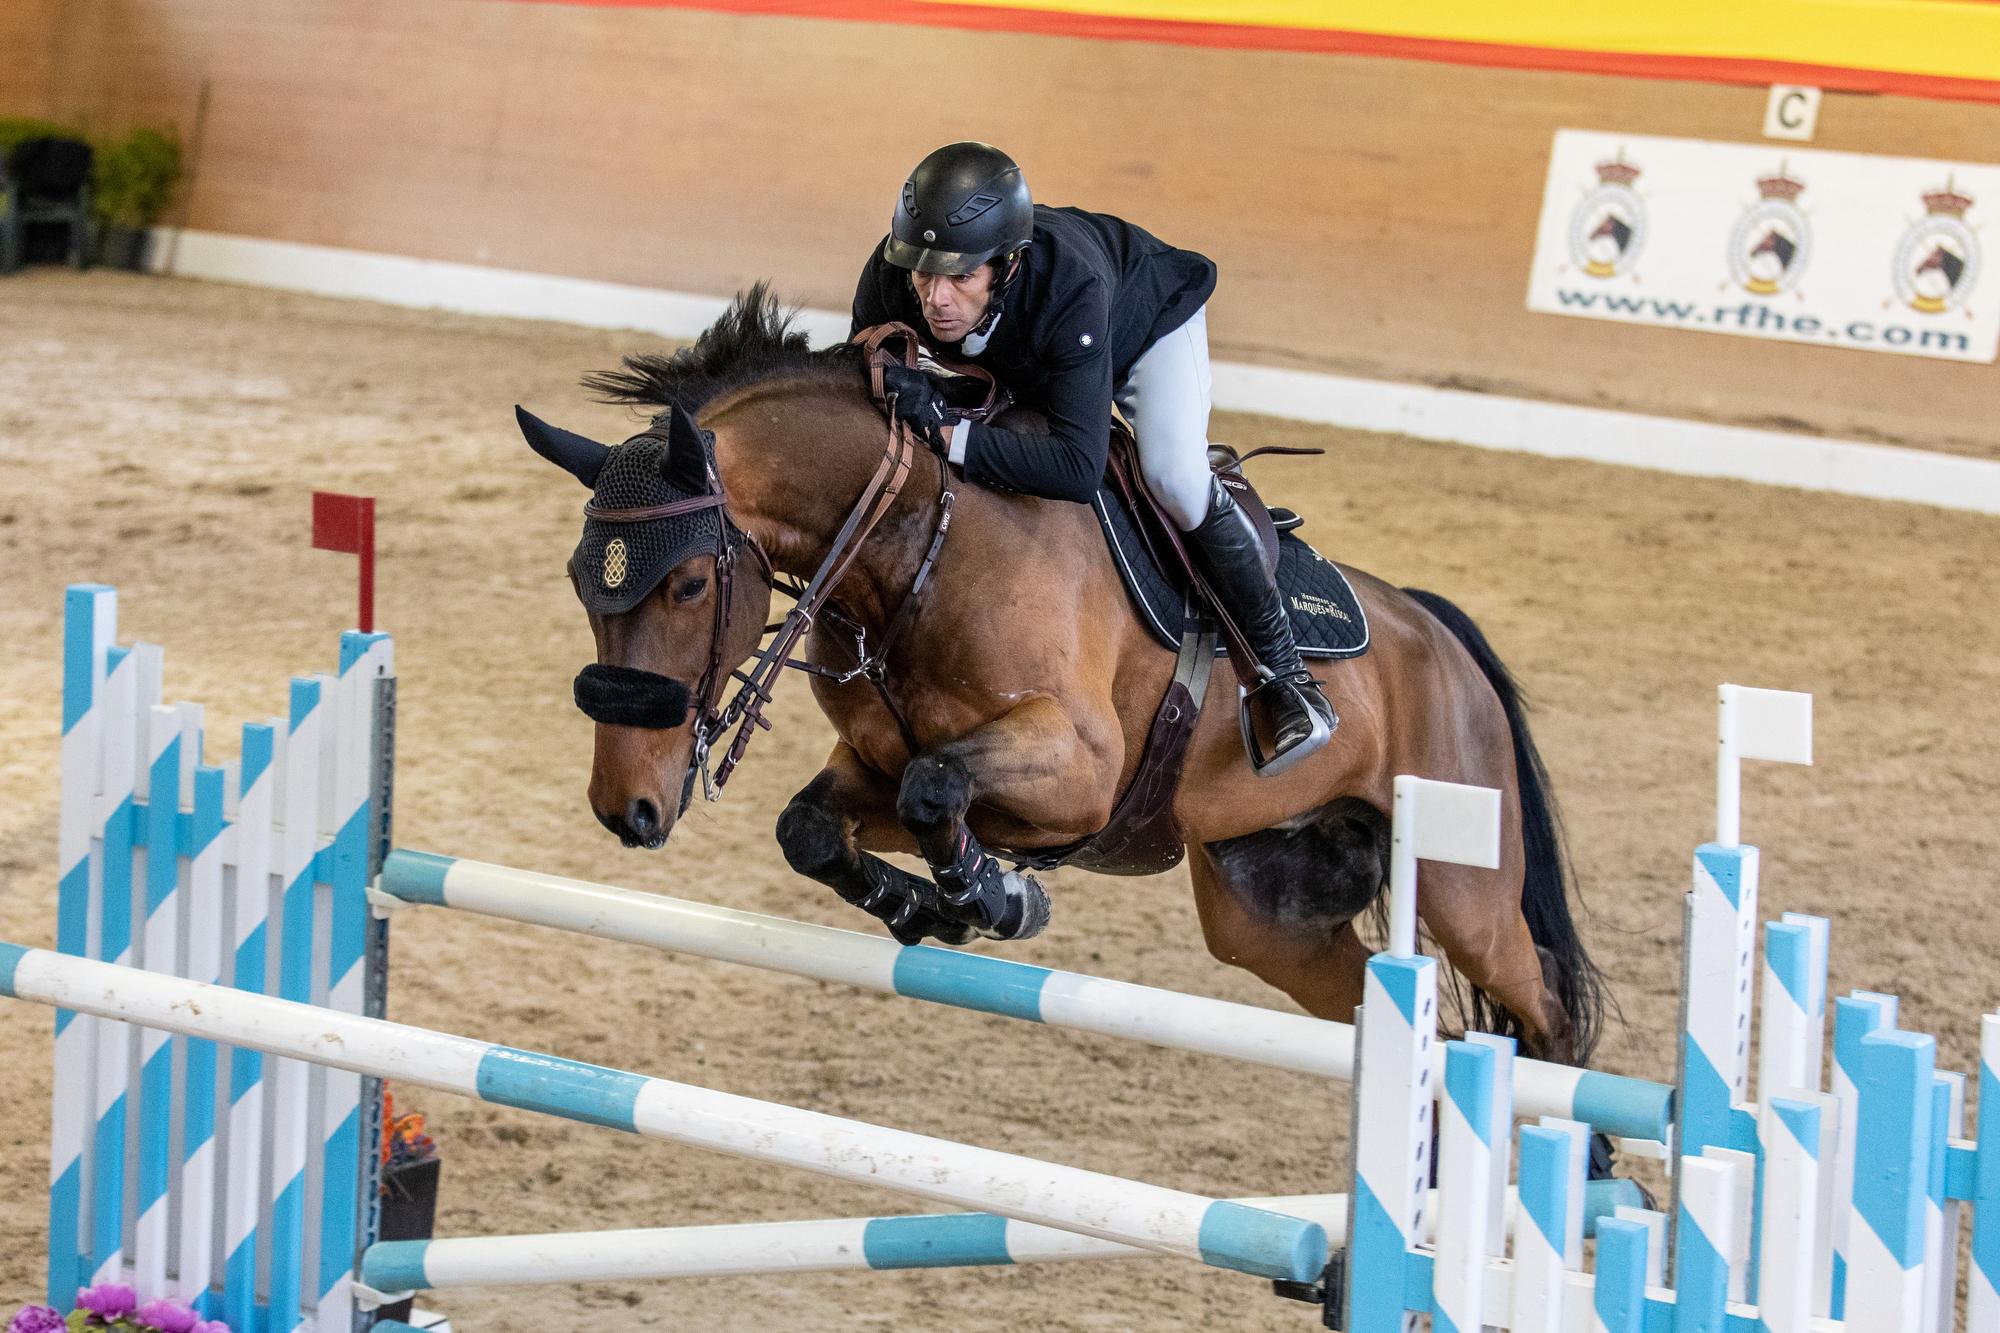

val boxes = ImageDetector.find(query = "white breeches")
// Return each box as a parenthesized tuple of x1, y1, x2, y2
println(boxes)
(1114, 303, 1216, 532)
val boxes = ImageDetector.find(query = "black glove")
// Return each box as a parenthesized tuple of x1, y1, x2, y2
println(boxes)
(880, 364, 951, 454)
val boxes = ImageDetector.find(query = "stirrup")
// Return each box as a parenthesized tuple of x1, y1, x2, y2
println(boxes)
(1236, 675, 1335, 778)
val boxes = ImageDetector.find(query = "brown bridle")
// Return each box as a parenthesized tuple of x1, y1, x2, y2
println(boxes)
(582, 323, 1002, 802)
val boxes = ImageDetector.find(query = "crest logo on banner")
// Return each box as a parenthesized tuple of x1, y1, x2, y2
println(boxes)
(1729, 168, 1810, 296)
(1568, 156, 1646, 279)
(1893, 180, 1981, 316)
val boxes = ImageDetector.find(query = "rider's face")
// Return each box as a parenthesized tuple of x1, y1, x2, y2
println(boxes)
(910, 265, 995, 343)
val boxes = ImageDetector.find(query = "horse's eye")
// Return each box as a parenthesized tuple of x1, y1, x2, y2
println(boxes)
(672, 576, 709, 603)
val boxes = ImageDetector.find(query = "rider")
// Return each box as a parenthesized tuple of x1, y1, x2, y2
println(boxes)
(851, 141, 1337, 775)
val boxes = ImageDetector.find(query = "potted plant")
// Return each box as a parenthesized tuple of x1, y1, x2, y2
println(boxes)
(93, 127, 182, 271)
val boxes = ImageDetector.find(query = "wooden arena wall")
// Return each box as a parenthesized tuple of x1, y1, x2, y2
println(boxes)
(21, 0, 2000, 460)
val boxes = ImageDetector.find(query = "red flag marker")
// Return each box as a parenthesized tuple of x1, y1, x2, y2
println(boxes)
(311, 491, 376, 632)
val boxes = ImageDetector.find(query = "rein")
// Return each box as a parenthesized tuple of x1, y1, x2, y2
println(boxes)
(684, 323, 998, 800)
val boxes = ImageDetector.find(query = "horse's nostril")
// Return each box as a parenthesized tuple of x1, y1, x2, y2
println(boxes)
(626, 798, 663, 847)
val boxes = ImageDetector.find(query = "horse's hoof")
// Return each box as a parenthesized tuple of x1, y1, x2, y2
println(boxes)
(976, 870, 1050, 942)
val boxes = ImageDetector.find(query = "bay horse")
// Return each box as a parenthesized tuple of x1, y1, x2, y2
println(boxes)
(520, 287, 1606, 1066)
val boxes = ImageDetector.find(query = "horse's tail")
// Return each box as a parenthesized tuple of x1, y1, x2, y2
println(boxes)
(1399, 587, 1607, 1064)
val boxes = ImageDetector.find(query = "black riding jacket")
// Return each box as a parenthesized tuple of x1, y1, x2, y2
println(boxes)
(850, 204, 1216, 504)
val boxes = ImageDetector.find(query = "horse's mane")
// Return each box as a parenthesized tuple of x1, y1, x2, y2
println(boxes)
(582, 282, 863, 415)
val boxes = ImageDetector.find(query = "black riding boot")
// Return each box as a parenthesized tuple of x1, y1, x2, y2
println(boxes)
(1186, 478, 1337, 776)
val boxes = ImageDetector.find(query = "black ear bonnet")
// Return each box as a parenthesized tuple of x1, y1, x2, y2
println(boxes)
(571, 412, 722, 615)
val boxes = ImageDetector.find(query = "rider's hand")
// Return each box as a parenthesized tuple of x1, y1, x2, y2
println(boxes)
(880, 365, 950, 455)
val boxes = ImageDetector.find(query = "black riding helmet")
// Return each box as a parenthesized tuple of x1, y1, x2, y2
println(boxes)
(883, 142, 1034, 276)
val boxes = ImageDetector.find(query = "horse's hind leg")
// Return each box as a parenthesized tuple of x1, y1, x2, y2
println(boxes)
(775, 742, 976, 946)
(1191, 798, 1388, 1023)
(1418, 861, 1578, 1065)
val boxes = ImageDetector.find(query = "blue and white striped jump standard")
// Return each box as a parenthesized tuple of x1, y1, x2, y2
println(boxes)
(0, 941, 1329, 1284)
(375, 851, 1674, 1143)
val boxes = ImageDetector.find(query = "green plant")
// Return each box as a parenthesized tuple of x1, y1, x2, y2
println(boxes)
(93, 127, 182, 230)
(0, 116, 74, 158)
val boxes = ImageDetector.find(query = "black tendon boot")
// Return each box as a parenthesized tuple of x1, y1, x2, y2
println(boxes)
(934, 830, 1052, 941)
(1186, 477, 1337, 776)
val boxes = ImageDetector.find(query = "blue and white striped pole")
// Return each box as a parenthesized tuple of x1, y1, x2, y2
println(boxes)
(1345, 777, 1499, 1333)
(174, 759, 226, 1316)
(1831, 990, 1897, 1316)
(1970, 1014, 2000, 1330)
(1511, 1124, 1577, 1333)
(316, 631, 393, 1330)
(50, 583, 117, 1304)
(1758, 1096, 1823, 1333)
(1681, 686, 1813, 1162)
(1591, 1216, 1650, 1333)
(0, 941, 1326, 1284)
(1673, 1153, 1741, 1333)
(1431, 1041, 1496, 1333)
(134, 702, 191, 1299)
(222, 720, 276, 1333)
(377, 852, 1673, 1143)
(1842, 1028, 1936, 1333)
(267, 678, 324, 1333)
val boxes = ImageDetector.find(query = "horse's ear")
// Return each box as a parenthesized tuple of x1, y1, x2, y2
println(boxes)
(660, 406, 712, 494)
(516, 405, 610, 489)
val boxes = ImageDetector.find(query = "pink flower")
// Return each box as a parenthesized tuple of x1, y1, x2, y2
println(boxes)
(191, 1323, 235, 1333)
(76, 1284, 139, 1321)
(8, 1305, 68, 1333)
(135, 1299, 201, 1332)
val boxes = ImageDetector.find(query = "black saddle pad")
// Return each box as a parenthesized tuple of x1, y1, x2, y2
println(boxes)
(1091, 484, 1370, 659)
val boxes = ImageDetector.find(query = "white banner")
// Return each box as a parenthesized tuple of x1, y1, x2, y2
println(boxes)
(1527, 130, 1996, 363)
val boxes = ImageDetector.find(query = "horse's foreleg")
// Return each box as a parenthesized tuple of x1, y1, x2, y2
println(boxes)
(776, 743, 977, 946)
(896, 696, 1104, 942)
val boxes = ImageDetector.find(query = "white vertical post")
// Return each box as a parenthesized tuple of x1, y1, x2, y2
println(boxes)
(1433, 1041, 1496, 1333)
(1614, 1205, 1668, 1286)
(1758, 1097, 1822, 1333)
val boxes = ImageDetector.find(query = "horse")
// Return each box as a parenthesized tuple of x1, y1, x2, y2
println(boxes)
(519, 286, 1606, 1067)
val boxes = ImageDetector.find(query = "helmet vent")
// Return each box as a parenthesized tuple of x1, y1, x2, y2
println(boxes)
(947, 193, 999, 226)
(901, 182, 920, 217)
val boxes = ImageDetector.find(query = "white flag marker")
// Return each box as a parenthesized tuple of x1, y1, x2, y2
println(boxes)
(1716, 685, 1813, 847)
(1388, 775, 1501, 959)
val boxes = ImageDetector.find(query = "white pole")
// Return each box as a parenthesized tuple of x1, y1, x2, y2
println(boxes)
(0, 943, 1325, 1283)
(358, 1181, 1641, 1292)
(1717, 683, 1742, 847)
(376, 853, 1673, 1143)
